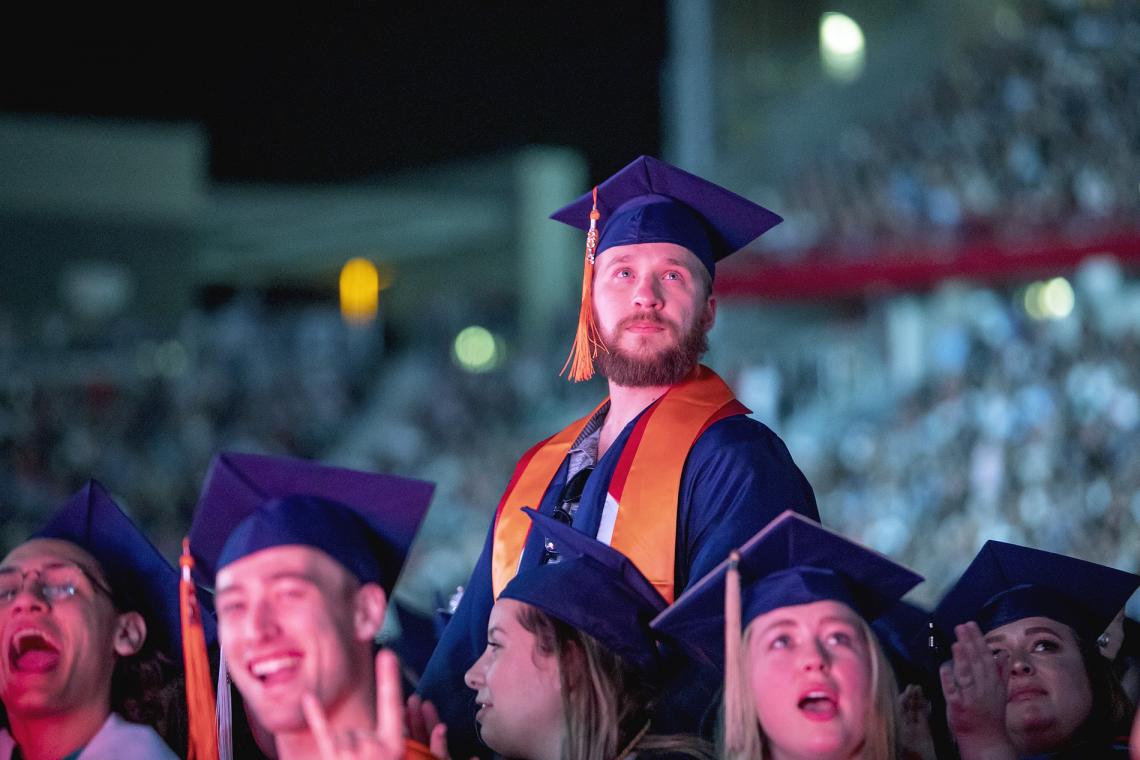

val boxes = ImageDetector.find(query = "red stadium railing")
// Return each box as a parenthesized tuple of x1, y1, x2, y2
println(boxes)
(716, 231, 1140, 300)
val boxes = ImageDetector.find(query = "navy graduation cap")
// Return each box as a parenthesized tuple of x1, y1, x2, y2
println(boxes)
(550, 156, 783, 382)
(550, 155, 782, 278)
(933, 540, 1140, 642)
(32, 480, 203, 660)
(498, 508, 667, 672)
(651, 511, 923, 669)
(871, 599, 946, 689)
(189, 451, 435, 592)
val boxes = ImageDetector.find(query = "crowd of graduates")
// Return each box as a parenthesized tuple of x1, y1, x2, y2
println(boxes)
(1, 452, 1137, 760)
(1, 155, 1138, 760)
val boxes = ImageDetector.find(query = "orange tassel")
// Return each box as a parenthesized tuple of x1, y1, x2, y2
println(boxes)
(180, 539, 220, 760)
(561, 186, 607, 382)
(723, 550, 745, 754)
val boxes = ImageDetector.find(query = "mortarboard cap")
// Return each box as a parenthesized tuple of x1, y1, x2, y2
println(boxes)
(189, 451, 435, 593)
(651, 511, 923, 668)
(871, 600, 947, 688)
(932, 540, 1140, 642)
(550, 155, 782, 278)
(550, 156, 782, 382)
(498, 508, 667, 672)
(31, 480, 203, 660)
(388, 600, 440, 682)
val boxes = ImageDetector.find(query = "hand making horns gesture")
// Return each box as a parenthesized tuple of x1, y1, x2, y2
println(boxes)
(302, 650, 407, 760)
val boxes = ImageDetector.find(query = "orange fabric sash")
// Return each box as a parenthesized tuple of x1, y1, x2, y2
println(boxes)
(491, 365, 748, 602)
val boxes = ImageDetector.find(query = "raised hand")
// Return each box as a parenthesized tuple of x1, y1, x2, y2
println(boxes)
(302, 649, 406, 760)
(897, 684, 937, 760)
(939, 621, 1016, 760)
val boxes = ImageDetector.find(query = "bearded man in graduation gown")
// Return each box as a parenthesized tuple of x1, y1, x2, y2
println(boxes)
(417, 155, 820, 757)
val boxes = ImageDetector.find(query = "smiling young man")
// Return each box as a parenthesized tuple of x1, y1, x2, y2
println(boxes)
(188, 451, 434, 760)
(0, 481, 186, 760)
(418, 156, 820, 757)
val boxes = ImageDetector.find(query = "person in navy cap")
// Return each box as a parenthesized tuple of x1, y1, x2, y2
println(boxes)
(463, 508, 710, 760)
(418, 155, 819, 757)
(870, 600, 950, 760)
(189, 451, 435, 760)
(652, 511, 923, 760)
(0, 481, 185, 760)
(933, 541, 1139, 760)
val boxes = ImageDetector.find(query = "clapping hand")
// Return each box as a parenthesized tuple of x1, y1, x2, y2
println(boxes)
(897, 684, 937, 760)
(939, 622, 1016, 760)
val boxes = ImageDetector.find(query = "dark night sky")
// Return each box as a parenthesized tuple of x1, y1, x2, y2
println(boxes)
(1, 5, 667, 184)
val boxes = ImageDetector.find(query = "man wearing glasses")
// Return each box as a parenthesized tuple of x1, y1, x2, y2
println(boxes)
(419, 156, 820, 757)
(0, 481, 184, 760)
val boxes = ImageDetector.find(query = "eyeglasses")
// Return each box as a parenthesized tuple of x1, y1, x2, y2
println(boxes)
(542, 465, 595, 562)
(0, 562, 114, 606)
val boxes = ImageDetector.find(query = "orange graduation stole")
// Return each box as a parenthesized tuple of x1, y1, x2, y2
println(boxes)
(490, 365, 749, 603)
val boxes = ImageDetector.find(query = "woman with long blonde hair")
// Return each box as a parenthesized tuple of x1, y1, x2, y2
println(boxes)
(653, 511, 923, 760)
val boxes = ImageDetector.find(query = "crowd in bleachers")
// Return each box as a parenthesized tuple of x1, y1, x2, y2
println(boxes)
(0, 299, 377, 556)
(767, 0, 1140, 259)
(793, 273, 1140, 604)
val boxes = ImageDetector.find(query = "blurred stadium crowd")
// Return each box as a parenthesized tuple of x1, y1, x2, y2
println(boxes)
(2, 0, 1139, 611)
(767, 0, 1140, 258)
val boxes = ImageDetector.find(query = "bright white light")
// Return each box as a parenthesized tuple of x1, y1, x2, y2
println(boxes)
(820, 13, 866, 82)
(453, 326, 501, 372)
(1023, 282, 1044, 320)
(1024, 278, 1075, 321)
(821, 12, 864, 55)
(1041, 277, 1075, 319)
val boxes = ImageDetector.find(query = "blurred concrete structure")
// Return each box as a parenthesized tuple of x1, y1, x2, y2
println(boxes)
(0, 118, 585, 351)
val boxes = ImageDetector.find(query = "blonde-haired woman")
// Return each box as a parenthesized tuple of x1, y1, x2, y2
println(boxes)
(653, 511, 923, 760)
(462, 508, 711, 760)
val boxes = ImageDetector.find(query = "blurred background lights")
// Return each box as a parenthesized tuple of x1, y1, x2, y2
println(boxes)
(820, 12, 865, 82)
(339, 258, 380, 324)
(453, 325, 502, 373)
(1024, 277, 1075, 321)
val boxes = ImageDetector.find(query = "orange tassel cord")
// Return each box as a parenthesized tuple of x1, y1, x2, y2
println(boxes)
(561, 186, 608, 382)
(180, 539, 220, 760)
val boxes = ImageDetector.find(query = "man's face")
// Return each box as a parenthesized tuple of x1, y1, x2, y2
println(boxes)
(0, 539, 127, 719)
(215, 545, 380, 735)
(591, 242, 714, 388)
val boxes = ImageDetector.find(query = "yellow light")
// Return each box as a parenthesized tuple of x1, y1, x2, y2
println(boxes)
(1024, 282, 1044, 320)
(453, 326, 501, 373)
(1041, 277, 1074, 319)
(820, 12, 866, 81)
(340, 258, 379, 324)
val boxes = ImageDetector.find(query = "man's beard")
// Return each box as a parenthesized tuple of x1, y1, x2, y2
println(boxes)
(594, 311, 710, 387)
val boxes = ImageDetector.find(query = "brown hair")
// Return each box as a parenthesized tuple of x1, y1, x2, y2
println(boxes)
(516, 604, 713, 760)
(721, 612, 899, 760)
(1053, 633, 1135, 752)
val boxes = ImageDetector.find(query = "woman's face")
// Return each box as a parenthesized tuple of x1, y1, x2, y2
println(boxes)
(747, 599, 872, 760)
(464, 598, 564, 760)
(984, 616, 1093, 755)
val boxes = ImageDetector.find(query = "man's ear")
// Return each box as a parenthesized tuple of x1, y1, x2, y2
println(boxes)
(704, 296, 717, 331)
(354, 583, 387, 641)
(113, 611, 147, 657)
